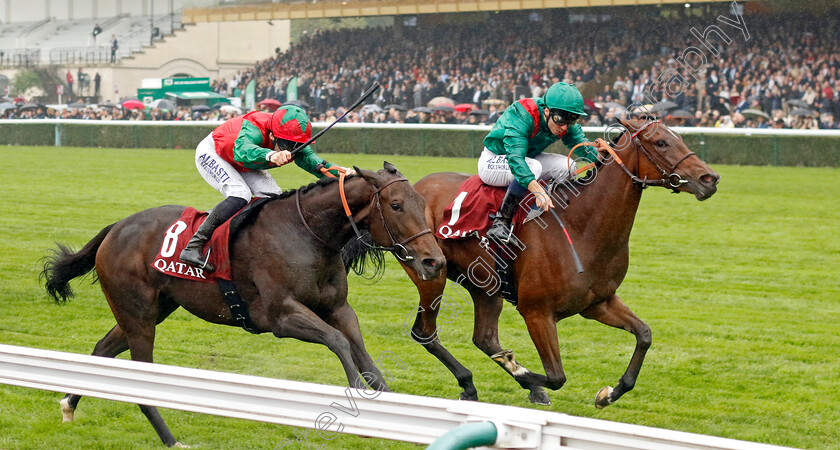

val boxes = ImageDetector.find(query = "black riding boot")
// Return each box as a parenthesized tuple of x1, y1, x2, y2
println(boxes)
(179, 196, 248, 272)
(487, 183, 526, 243)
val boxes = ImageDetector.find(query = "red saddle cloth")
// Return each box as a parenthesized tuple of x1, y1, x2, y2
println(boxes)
(151, 207, 235, 282)
(435, 175, 532, 240)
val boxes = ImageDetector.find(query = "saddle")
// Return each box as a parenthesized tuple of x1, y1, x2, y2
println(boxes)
(436, 176, 528, 240)
(151, 200, 268, 333)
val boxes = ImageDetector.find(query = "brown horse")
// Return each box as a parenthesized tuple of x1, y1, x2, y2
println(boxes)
(397, 117, 719, 407)
(41, 162, 444, 447)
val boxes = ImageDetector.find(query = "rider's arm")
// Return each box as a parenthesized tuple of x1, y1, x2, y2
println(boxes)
(232, 121, 274, 170)
(293, 145, 335, 178)
(561, 123, 598, 164)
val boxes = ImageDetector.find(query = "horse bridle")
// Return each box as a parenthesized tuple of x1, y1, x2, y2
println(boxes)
(296, 169, 432, 262)
(578, 121, 697, 191)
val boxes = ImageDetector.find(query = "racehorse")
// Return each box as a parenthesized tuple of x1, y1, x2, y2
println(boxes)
(41, 162, 444, 447)
(372, 117, 720, 407)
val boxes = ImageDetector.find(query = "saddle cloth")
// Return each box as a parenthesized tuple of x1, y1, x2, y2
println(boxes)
(151, 207, 236, 283)
(435, 175, 533, 240)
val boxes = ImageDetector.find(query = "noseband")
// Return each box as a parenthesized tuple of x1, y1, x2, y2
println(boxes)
(296, 169, 432, 262)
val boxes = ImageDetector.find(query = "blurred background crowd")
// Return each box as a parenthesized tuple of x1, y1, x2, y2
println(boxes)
(3, 6, 838, 129)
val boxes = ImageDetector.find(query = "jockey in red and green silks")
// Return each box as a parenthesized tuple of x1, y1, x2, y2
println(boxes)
(479, 82, 598, 243)
(180, 105, 353, 271)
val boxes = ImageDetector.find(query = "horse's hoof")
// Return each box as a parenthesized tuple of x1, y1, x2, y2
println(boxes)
(59, 398, 74, 423)
(595, 386, 614, 409)
(528, 389, 551, 405)
(459, 391, 478, 401)
(172, 442, 191, 448)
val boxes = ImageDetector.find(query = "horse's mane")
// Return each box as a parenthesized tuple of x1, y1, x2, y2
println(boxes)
(549, 130, 627, 202)
(227, 173, 386, 278)
(229, 175, 353, 240)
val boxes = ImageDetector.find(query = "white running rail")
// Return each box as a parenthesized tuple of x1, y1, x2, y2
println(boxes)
(0, 344, 794, 449)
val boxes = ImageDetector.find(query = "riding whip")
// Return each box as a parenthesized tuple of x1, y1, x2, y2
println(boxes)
(290, 82, 381, 156)
(547, 207, 585, 274)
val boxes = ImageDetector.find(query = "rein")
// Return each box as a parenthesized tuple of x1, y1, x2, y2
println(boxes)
(296, 166, 432, 261)
(568, 120, 696, 190)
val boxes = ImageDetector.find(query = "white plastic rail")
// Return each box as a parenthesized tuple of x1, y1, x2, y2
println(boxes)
(0, 344, 796, 449)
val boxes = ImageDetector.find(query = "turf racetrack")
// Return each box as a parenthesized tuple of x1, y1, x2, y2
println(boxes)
(1, 147, 838, 449)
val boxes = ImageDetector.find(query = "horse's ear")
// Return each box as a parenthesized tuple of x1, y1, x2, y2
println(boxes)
(616, 115, 633, 131)
(354, 166, 381, 187)
(383, 161, 399, 174)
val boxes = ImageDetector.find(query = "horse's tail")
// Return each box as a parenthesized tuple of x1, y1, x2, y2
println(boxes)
(41, 223, 116, 304)
(341, 230, 386, 281)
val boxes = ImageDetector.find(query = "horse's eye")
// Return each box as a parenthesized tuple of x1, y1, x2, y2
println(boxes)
(656, 140, 667, 147)
(390, 203, 403, 212)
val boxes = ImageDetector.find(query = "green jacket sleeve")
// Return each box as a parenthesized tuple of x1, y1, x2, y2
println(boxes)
(561, 123, 599, 164)
(233, 120, 273, 170)
(501, 107, 538, 188)
(293, 145, 334, 178)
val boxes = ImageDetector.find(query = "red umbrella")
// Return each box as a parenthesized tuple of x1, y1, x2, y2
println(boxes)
(258, 98, 281, 112)
(122, 100, 145, 110)
(455, 103, 476, 113)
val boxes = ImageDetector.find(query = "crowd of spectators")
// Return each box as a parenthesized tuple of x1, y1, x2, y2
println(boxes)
(4, 6, 838, 130)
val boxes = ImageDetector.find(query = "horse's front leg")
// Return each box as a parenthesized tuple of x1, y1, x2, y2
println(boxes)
(580, 294, 651, 408)
(521, 309, 567, 392)
(269, 298, 366, 389)
(470, 288, 551, 405)
(404, 264, 478, 401)
(326, 302, 390, 392)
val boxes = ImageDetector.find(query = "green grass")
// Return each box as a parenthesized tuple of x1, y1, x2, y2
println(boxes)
(1, 146, 838, 449)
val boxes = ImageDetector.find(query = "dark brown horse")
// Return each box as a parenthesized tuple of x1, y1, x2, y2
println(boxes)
(397, 117, 719, 407)
(41, 162, 444, 447)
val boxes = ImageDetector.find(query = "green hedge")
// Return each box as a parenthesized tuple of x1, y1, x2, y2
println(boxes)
(2, 122, 839, 167)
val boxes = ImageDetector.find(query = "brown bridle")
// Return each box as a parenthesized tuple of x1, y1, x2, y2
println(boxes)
(570, 120, 698, 190)
(296, 166, 432, 261)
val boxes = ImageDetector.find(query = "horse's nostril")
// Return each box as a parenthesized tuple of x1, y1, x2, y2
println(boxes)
(700, 173, 719, 185)
(422, 258, 439, 269)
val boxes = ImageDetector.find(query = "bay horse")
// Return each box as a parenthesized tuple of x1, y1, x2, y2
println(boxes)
(394, 117, 719, 407)
(41, 162, 444, 447)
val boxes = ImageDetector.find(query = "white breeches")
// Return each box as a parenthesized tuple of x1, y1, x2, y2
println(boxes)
(477, 148, 576, 187)
(194, 133, 282, 200)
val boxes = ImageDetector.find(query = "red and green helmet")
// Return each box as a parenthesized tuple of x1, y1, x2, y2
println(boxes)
(269, 105, 312, 143)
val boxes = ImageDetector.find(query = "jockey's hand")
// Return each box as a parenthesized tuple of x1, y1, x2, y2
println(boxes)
(528, 180, 554, 211)
(269, 150, 293, 166)
(342, 167, 356, 176)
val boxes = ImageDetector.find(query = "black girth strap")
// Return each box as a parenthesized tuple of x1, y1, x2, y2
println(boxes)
(217, 279, 260, 334)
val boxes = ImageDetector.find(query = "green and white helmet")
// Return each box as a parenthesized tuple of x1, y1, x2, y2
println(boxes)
(544, 82, 588, 117)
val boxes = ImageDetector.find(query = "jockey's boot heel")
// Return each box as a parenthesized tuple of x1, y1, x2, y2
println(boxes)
(179, 196, 248, 272)
(487, 183, 526, 243)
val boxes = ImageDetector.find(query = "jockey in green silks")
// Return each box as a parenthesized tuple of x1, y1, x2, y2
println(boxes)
(180, 105, 353, 271)
(479, 82, 599, 243)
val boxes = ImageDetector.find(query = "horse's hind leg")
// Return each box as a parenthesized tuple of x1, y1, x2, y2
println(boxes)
(60, 325, 130, 422)
(60, 297, 181, 424)
(580, 295, 651, 409)
(101, 284, 182, 447)
(327, 302, 390, 392)
(470, 289, 552, 405)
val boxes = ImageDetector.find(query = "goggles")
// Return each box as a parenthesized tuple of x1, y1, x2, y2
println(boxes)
(549, 109, 581, 126)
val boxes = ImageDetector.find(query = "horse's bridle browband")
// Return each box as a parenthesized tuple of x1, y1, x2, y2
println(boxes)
(296, 171, 432, 261)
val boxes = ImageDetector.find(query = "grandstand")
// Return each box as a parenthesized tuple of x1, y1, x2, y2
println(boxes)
(0, 0, 836, 129)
